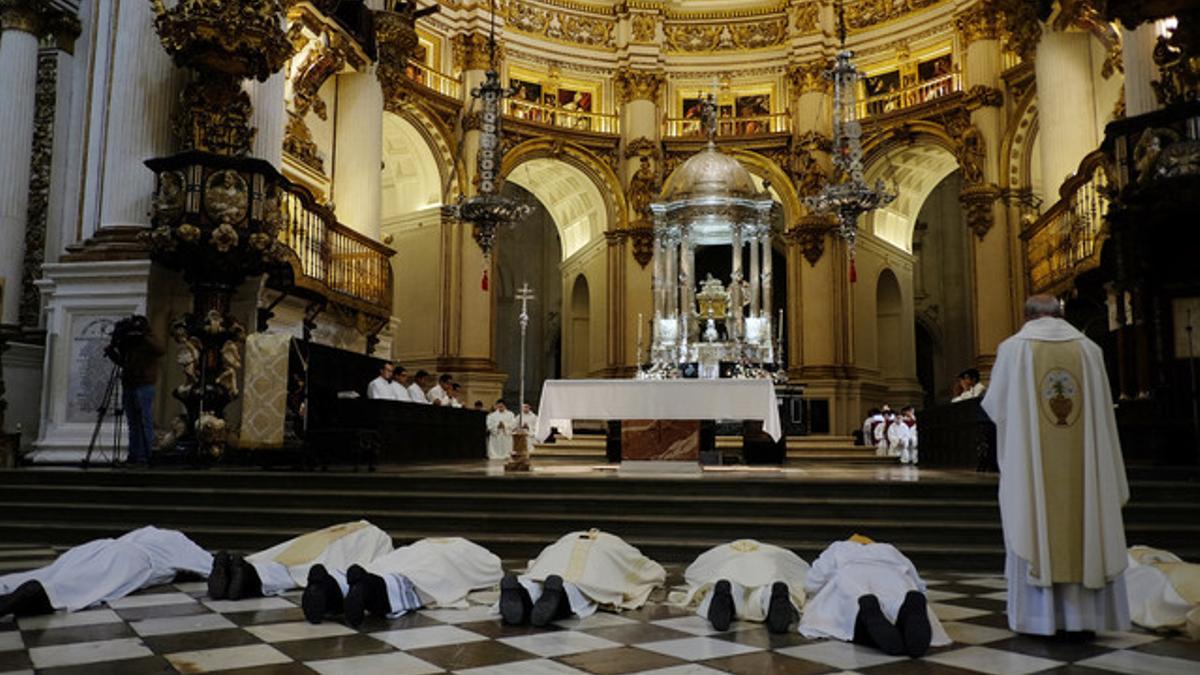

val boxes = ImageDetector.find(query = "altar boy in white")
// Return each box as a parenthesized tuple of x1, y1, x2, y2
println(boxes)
(799, 535, 950, 657)
(486, 399, 517, 460)
(0, 526, 212, 619)
(674, 539, 808, 634)
(500, 529, 666, 627)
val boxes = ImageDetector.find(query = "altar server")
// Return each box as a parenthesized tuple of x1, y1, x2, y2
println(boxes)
(861, 408, 882, 446)
(1124, 546, 1200, 640)
(499, 529, 665, 626)
(367, 363, 399, 400)
(303, 537, 502, 626)
(208, 520, 393, 600)
(982, 295, 1130, 637)
(519, 402, 538, 432)
(674, 539, 807, 633)
(0, 526, 212, 618)
(486, 399, 517, 460)
(889, 406, 919, 464)
(799, 535, 950, 657)
(874, 408, 898, 457)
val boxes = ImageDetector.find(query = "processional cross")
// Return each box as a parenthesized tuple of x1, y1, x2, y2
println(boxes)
(516, 282, 535, 429)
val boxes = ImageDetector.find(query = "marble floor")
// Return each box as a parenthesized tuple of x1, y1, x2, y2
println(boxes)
(2, 544, 1196, 675)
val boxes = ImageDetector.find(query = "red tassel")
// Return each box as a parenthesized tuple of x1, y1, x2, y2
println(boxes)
(849, 257, 857, 283)
(481, 269, 489, 291)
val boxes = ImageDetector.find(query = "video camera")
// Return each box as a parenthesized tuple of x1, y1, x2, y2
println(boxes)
(104, 315, 151, 367)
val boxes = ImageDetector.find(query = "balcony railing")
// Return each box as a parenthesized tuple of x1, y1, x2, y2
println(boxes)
(1022, 149, 1112, 295)
(663, 112, 791, 138)
(277, 182, 393, 313)
(859, 71, 960, 118)
(402, 58, 462, 99)
(503, 98, 620, 134)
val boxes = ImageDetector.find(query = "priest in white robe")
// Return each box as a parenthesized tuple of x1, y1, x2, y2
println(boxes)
(673, 539, 808, 633)
(519, 402, 538, 432)
(800, 535, 950, 657)
(303, 537, 502, 626)
(500, 529, 666, 626)
(367, 363, 399, 400)
(486, 400, 517, 460)
(209, 520, 393, 600)
(982, 295, 1131, 638)
(1124, 546, 1200, 640)
(0, 526, 212, 618)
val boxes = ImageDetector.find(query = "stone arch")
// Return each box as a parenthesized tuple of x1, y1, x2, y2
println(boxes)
(1001, 86, 1043, 203)
(500, 139, 628, 232)
(383, 99, 465, 202)
(860, 130, 961, 252)
(876, 267, 904, 380)
(567, 273, 592, 378)
(728, 149, 803, 227)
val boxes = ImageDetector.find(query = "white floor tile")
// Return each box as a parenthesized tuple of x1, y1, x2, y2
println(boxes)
(129, 613, 236, 637)
(307, 651, 444, 675)
(202, 597, 296, 613)
(1076, 649, 1200, 675)
(924, 646, 1065, 675)
(635, 636, 761, 661)
(941, 620, 1016, 645)
(172, 582, 209, 593)
(961, 578, 1009, 590)
(552, 612, 640, 630)
(624, 666, 729, 675)
(979, 591, 1009, 601)
(107, 592, 198, 609)
(1092, 630, 1164, 650)
(775, 641, 907, 670)
(17, 609, 122, 631)
(649, 615, 756, 636)
(456, 658, 591, 674)
(418, 605, 499, 624)
(0, 669, 34, 675)
(370, 625, 488, 650)
(165, 644, 292, 673)
(245, 620, 357, 643)
(930, 602, 992, 621)
(498, 630, 621, 657)
(926, 590, 968, 602)
(0, 632, 23, 651)
(27, 637, 153, 669)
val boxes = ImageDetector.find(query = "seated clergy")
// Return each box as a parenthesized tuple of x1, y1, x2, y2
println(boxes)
(500, 529, 666, 627)
(1124, 545, 1200, 640)
(302, 537, 502, 627)
(1, 526, 212, 619)
(426, 374, 454, 405)
(208, 520, 393, 600)
(799, 535, 950, 658)
(391, 365, 413, 400)
(367, 362, 399, 400)
(486, 399, 517, 460)
(675, 539, 808, 634)
(407, 370, 432, 404)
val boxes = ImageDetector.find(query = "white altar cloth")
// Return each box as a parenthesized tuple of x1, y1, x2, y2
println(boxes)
(535, 379, 782, 442)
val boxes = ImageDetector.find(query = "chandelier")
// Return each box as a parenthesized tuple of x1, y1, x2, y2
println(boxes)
(803, 1, 895, 281)
(442, 0, 531, 290)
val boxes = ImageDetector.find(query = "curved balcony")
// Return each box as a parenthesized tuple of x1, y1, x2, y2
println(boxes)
(503, 98, 620, 135)
(1022, 149, 1112, 295)
(663, 112, 791, 139)
(401, 58, 462, 100)
(859, 71, 960, 119)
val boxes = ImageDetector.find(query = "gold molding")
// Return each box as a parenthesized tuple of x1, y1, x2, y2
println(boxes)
(0, 0, 42, 35)
(453, 32, 504, 72)
(954, 3, 1001, 49)
(613, 67, 665, 104)
(663, 18, 788, 53)
(788, 59, 830, 95)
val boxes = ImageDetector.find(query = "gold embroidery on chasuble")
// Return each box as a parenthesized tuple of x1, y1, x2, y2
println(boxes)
(1032, 340, 1086, 584)
(275, 521, 369, 566)
(565, 532, 597, 583)
(731, 540, 760, 553)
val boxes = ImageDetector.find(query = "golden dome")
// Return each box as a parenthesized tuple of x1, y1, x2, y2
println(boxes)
(659, 144, 760, 202)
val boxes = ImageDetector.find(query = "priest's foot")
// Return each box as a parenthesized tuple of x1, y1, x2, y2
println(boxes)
(227, 555, 264, 601)
(530, 575, 571, 627)
(707, 579, 735, 631)
(302, 564, 343, 624)
(765, 581, 797, 634)
(854, 594, 905, 656)
(0, 581, 53, 618)
(895, 590, 932, 657)
(344, 564, 390, 628)
(208, 551, 231, 600)
(499, 574, 533, 625)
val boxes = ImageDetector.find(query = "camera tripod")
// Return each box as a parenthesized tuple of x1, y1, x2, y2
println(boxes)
(82, 364, 126, 469)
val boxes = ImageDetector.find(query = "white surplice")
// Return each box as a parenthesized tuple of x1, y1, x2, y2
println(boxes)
(952, 382, 987, 402)
(390, 381, 409, 401)
(982, 316, 1130, 635)
(1124, 546, 1200, 639)
(0, 526, 212, 612)
(523, 530, 666, 616)
(246, 521, 393, 595)
(407, 383, 430, 404)
(519, 411, 538, 433)
(426, 384, 451, 405)
(486, 409, 517, 459)
(799, 540, 951, 645)
(675, 540, 809, 622)
(367, 376, 398, 400)
(364, 537, 502, 616)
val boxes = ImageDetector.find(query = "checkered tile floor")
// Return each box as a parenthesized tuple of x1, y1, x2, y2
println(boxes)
(2, 547, 1199, 674)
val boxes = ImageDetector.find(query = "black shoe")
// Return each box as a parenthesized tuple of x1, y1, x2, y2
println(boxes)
(707, 579, 735, 631)
(499, 574, 533, 625)
(765, 581, 796, 634)
(344, 566, 389, 628)
(227, 555, 263, 601)
(0, 581, 53, 618)
(530, 575, 570, 627)
(302, 564, 343, 624)
(895, 590, 932, 657)
(854, 594, 905, 656)
(208, 551, 231, 600)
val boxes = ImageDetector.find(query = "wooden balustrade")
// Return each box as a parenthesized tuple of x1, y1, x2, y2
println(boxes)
(402, 58, 462, 99)
(662, 112, 790, 138)
(503, 98, 620, 134)
(1022, 149, 1112, 295)
(858, 71, 960, 118)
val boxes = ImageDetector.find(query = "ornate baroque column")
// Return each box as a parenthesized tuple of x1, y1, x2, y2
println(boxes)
(246, 71, 287, 168)
(333, 67, 384, 239)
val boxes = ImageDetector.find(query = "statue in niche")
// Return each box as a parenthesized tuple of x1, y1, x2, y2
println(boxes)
(627, 156, 660, 224)
(956, 124, 986, 184)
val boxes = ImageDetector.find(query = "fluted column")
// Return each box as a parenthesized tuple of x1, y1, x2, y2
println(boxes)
(333, 68, 384, 239)
(0, 2, 42, 323)
(246, 71, 287, 168)
(1122, 23, 1161, 118)
(1035, 30, 1100, 193)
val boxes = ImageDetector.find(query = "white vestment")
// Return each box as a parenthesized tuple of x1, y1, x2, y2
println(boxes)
(1124, 546, 1200, 640)
(799, 540, 951, 645)
(874, 418, 897, 456)
(407, 383, 430, 404)
(390, 381, 409, 401)
(367, 376, 398, 400)
(982, 317, 1130, 635)
(0, 526, 212, 612)
(365, 537, 502, 617)
(675, 540, 809, 622)
(520, 411, 538, 432)
(952, 382, 987, 402)
(862, 414, 883, 446)
(523, 530, 665, 616)
(427, 384, 451, 405)
(486, 410, 517, 459)
(246, 521, 393, 596)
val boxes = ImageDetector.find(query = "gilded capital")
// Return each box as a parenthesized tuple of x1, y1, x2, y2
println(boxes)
(0, 0, 44, 35)
(788, 59, 829, 95)
(955, 4, 1001, 49)
(614, 67, 665, 104)
(453, 32, 503, 73)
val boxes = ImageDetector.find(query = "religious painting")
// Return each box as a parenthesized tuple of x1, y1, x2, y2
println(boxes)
(681, 97, 733, 136)
(863, 70, 901, 114)
(558, 87, 593, 130)
(510, 78, 543, 121)
(735, 94, 771, 134)
(918, 54, 953, 102)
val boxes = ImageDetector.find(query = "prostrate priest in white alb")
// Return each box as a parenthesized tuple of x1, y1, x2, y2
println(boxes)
(799, 535, 950, 658)
(673, 539, 808, 634)
(982, 295, 1131, 637)
(486, 399, 517, 460)
(302, 537, 503, 627)
(499, 529, 666, 627)
(1123, 545, 1200, 640)
(208, 521, 393, 601)
(0, 526, 212, 619)
(367, 362, 400, 400)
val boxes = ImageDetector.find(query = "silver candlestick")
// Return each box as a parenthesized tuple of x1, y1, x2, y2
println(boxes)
(516, 282, 535, 429)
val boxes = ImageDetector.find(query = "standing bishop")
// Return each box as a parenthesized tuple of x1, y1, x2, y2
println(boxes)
(486, 399, 517, 460)
(982, 295, 1130, 637)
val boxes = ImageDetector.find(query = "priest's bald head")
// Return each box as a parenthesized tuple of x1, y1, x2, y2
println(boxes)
(1024, 294, 1063, 321)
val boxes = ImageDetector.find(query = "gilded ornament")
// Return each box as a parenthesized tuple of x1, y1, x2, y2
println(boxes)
(954, 3, 1001, 49)
(210, 223, 240, 253)
(959, 182, 1000, 239)
(204, 170, 250, 225)
(664, 17, 787, 53)
(290, 39, 346, 121)
(177, 223, 202, 243)
(963, 85, 1003, 110)
(283, 111, 325, 173)
(153, 171, 187, 220)
(503, 0, 613, 48)
(631, 13, 656, 43)
(624, 136, 661, 161)
(0, 0, 43, 35)
(788, 213, 837, 266)
(628, 156, 661, 225)
(845, 0, 940, 32)
(613, 67, 665, 104)
(629, 227, 654, 268)
(974, 0, 1040, 61)
(788, 59, 830, 95)
(19, 50, 56, 327)
(792, 3, 820, 34)
(249, 232, 273, 251)
(453, 32, 502, 72)
(150, 226, 177, 253)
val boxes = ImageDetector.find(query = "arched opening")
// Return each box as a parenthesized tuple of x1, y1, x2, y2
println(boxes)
(862, 141, 960, 251)
(568, 274, 591, 378)
(381, 113, 444, 216)
(876, 268, 903, 382)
